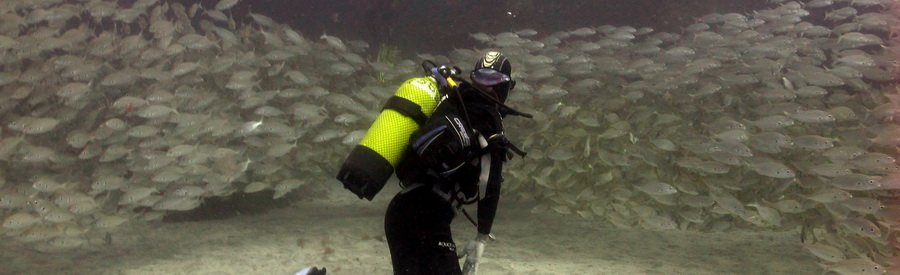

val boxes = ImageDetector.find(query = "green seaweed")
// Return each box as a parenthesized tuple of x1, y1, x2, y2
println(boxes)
(375, 43, 401, 83)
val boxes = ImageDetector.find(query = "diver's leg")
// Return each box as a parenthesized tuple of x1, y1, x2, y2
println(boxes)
(421, 228, 462, 275)
(384, 191, 420, 275)
(385, 186, 461, 274)
(416, 191, 462, 275)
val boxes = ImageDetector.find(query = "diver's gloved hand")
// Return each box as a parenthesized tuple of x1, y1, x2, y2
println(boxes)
(459, 233, 493, 275)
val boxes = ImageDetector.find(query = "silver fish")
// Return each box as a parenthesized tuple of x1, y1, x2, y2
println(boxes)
(809, 162, 853, 178)
(829, 174, 882, 191)
(137, 105, 178, 118)
(841, 197, 883, 214)
(215, 0, 240, 11)
(788, 110, 835, 123)
(747, 159, 795, 179)
(2, 212, 40, 230)
(804, 242, 845, 263)
(849, 153, 896, 174)
(747, 115, 794, 130)
(319, 33, 347, 51)
(795, 85, 828, 97)
(839, 217, 882, 239)
(793, 135, 837, 150)
(94, 215, 128, 229)
(634, 180, 678, 196)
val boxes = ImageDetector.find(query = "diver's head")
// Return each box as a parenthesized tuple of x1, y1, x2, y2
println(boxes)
(471, 51, 515, 104)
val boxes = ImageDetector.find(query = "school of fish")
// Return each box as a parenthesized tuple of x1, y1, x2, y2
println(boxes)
(0, 0, 897, 273)
(489, 1, 900, 273)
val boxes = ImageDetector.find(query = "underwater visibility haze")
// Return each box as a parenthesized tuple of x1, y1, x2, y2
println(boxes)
(0, 0, 899, 274)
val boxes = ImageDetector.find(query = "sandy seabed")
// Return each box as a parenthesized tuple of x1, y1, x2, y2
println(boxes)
(2, 183, 820, 275)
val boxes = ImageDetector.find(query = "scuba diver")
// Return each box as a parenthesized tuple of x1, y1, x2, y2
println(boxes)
(384, 51, 529, 275)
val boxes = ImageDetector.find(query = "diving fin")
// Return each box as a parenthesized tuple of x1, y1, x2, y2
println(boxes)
(294, 266, 326, 275)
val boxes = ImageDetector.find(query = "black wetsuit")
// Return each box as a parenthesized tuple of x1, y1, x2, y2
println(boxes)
(385, 82, 506, 275)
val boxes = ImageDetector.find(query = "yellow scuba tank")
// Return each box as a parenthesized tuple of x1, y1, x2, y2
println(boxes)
(336, 62, 459, 200)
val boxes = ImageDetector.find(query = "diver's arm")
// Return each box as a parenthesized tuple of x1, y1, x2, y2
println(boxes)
(476, 147, 504, 235)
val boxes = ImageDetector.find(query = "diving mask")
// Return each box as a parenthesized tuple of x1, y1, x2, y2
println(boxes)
(470, 68, 515, 103)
